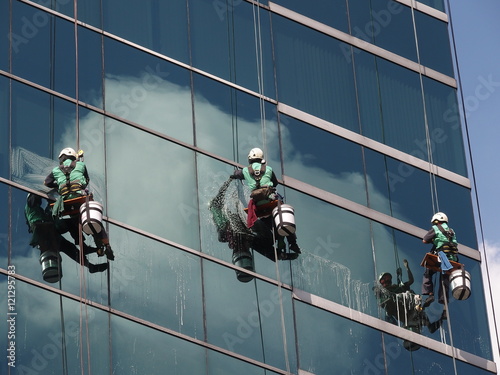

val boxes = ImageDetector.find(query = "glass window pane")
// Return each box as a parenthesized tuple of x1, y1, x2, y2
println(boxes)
(416, 10, 454, 76)
(101, 0, 189, 64)
(0, 184, 6, 269)
(281, 115, 367, 206)
(424, 77, 467, 175)
(272, 14, 360, 132)
(272, 0, 349, 33)
(106, 224, 203, 338)
(104, 37, 194, 145)
(0, 0, 8, 71)
(105, 119, 200, 250)
(190, 0, 275, 96)
(288, 190, 378, 316)
(11, 82, 76, 191)
(111, 313, 206, 374)
(78, 26, 103, 109)
(12, 2, 76, 98)
(418, 0, 445, 12)
(193, 74, 281, 167)
(204, 260, 297, 371)
(29, 0, 73, 17)
(348, 0, 417, 63)
(0, 76, 8, 178)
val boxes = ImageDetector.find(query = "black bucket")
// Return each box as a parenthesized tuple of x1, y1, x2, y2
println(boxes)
(232, 251, 254, 283)
(39, 251, 62, 283)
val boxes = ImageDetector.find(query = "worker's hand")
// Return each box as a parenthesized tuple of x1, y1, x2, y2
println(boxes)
(396, 267, 402, 277)
(403, 259, 409, 268)
(229, 175, 236, 179)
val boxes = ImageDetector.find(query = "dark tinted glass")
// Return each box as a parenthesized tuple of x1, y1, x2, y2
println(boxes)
(272, 14, 360, 132)
(12, 1, 76, 98)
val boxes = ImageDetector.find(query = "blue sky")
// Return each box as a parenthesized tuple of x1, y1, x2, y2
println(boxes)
(449, 0, 500, 360)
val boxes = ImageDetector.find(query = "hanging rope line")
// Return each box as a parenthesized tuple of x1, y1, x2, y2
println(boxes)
(58, 271, 69, 375)
(252, 1, 267, 156)
(225, 0, 239, 162)
(251, 1, 290, 372)
(409, 1, 440, 214)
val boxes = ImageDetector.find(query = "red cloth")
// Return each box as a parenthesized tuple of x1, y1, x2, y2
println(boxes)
(246, 199, 258, 228)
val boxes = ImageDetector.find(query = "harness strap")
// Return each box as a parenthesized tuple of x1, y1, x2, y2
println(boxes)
(248, 164, 266, 188)
(59, 160, 77, 191)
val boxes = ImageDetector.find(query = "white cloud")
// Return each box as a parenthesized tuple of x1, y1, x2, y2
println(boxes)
(481, 240, 500, 364)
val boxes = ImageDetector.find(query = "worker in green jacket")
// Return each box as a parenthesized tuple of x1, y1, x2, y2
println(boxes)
(231, 148, 300, 259)
(421, 212, 458, 319)
(44, 147, 114, 261)
(25, 193, 108, 274)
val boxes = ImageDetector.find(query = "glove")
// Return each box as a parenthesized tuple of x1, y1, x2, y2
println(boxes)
(229, 175, 236, 179)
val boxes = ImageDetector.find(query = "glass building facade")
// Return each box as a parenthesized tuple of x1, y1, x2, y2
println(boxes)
(0, 0, 497, 374)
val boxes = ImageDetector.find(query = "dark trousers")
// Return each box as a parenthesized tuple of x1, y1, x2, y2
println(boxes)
(422, 268, 450, 304)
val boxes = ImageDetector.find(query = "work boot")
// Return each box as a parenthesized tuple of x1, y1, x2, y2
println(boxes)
(104, 245, 115, 261)
(89, 263, 109, 273)
(422, 295, 434, 308)
(289, 243, 301, 254)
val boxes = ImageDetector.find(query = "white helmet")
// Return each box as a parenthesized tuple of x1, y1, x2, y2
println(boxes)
(431, 212, 448, 223)
(248, 148, 264, 162)
(58, 147, 77, 159)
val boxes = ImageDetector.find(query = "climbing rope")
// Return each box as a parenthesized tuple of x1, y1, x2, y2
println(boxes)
(251, 1, 291, 372)
(409, 1, 440, 214)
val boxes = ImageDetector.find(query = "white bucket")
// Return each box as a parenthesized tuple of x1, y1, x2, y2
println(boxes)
(272, 204, 296, 237)
(39, 251, 62, 283)
(450, 268, 471, 300)
(80, 201, 103, 235)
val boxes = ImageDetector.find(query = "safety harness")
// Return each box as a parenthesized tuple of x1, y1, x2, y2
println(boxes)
(248, 164, 266, 188)
(435, 223, 458, 255)
(58, 160, 84, 196)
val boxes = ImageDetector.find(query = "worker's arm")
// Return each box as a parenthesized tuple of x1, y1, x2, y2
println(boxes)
(44, 172, 57, 188)
(230, 169, 244, 180)
(403, 259, 414, 287)
(422, 229, 435, 244)
(270, 171, 279, 187)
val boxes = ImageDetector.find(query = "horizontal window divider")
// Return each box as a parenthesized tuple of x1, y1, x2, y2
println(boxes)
(268, 2, 456, 88)
(279, 103, 471, 189)
(283, 175, 480, 261)
(396, 0, 448, 22)
(293, 289, 497, 373)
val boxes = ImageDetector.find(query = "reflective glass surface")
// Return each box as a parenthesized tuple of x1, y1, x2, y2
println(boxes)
(103, 37, 194, 145)
(281, 115, 367, 206)
(415, 10, 454, 76)
(2, 282, 110, 375)
(0, 0, 8, 71)
(99, 0, 189, 64)
(0, 76, 8, 178)
(272, 13, 360, 132)
(287, 190, 378, 317)
(78, 26, 104, 109)
(193, 74, 281, 167)
(424, 76, 467, 175)
(417, 0, 446, 15)
(190, 0, 275, 96)
(0, 184, 6, 268)
(105, 119, 199, 250)
(272, 0, 349, 33)
(11, 81, 76, 191)
(204, 261, 296, 371)
(29, 0, 74, 17)
(12, 1, 76, 98)
(107, 225, 203, 338)
(112, 314, 206, 374)
(348, 0, 417, 63)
